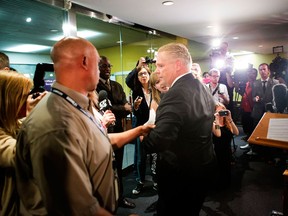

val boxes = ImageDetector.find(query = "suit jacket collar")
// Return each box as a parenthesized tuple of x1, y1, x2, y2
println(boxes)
(171, 71, 193, 87)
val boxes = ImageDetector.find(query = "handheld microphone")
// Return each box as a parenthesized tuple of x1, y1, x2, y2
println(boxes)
(98, 90, 115, 126)
(98, 90, 112, 113)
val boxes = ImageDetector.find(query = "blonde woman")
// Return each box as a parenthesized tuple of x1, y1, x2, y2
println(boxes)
(0, 70, 46, 215)
(144, 71, 169, 213)
(146, 71, 169, 124)
(145, 71, 169, 183)
(212, 102, 239, 188)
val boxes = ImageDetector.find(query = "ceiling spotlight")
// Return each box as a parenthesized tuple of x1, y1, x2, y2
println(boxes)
(26, 17, 32, 23)
(162, 1, 174, 6)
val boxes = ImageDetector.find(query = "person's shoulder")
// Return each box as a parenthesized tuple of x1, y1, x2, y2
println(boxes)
(111, 79, 120, 85)
(111, 80, 124, 89)
(0, 128, 14, 141)
(272, 78, 280, 84)
(219, 83, 228, 88)
(254, 79, 261, 84)
(226, 52, 235, 59)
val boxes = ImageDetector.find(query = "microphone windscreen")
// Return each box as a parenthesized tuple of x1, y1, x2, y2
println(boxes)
(98, 90, 108, 101)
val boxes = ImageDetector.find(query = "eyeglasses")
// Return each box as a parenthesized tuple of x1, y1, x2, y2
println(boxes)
(99, 64, 113, 68)
(211, 75, 220, 78)
(138, 71, 148, 77)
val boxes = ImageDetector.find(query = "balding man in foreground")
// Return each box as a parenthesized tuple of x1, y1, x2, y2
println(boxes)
(143, 43, 217, 216)
(0, 52, 10, 70)
(15, 37, 152, 216)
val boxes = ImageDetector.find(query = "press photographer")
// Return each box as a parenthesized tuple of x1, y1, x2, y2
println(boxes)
(210, 42, 235, 116)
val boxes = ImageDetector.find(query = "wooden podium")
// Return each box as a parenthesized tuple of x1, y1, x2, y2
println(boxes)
(248, 112, 288, 149)
(248, 112, 288, 216)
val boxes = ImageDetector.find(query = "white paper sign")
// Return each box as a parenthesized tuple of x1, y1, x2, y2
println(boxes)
(267, 118, 288, 142)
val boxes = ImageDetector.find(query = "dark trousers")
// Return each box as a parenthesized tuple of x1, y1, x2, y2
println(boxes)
(135, 138, 147, 182)
(214, 141, 232, 186)
(114, 147, 124, 197)
(241, 111, 254, 138)
(156, 168, 214, 216)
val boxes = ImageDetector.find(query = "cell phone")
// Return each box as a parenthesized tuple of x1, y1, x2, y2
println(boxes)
(32, 92, 41, 99)
(218, 91, 224, 95)
(219, 110, 229, 116)
(135, 96, 142, 101)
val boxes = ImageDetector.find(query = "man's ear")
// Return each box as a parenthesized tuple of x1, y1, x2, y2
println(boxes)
(175, 59, 182, 70)
(82, 56, 88, 70)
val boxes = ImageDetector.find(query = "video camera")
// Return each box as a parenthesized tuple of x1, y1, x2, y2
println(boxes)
(145, 56, 156, 64)
(270, 55, 288, 83)
(30, 63, 54, 96)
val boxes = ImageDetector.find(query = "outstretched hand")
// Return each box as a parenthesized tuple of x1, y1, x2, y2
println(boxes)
(26, 91, 48, 116)
(140, 124, 155, 137)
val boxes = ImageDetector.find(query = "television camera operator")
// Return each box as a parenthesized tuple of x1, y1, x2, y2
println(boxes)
(210, 42, 235, 116)
(270, 54, 288, 85)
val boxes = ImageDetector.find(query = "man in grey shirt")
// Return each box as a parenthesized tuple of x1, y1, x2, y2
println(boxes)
(15, 36, 152, 216)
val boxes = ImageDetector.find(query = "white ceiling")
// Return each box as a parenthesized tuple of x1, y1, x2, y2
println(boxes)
(74, 0, 288, 55)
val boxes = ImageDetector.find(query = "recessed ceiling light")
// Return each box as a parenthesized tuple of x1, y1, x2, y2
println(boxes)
(162, 1, 174, 6)
(77, 30, 101, 38)
(233, 37, 239, 40)
(50, 30, 101, 41)
(26, 17, 32, 23)
(6, 44, 50, 53)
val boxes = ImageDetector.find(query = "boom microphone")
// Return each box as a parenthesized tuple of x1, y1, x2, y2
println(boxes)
(98, 90, 112, 113)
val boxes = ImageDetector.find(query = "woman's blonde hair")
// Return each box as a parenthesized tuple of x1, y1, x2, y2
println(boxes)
(150, 72, 161, 105)
(215, 102, 233, 133)
(0, 70, 33, 136)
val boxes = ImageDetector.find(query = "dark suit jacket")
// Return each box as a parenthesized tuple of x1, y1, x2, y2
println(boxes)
(132, 88, 151, 127)
(251, 78, 279, 120)
(143, 73, 216, 177)
(125, 67, 137, 90)
(126, 67, 151, 126)
(96, 79, 130, 133)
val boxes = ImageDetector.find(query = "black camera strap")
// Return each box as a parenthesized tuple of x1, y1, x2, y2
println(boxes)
(210, 83, 219, 96)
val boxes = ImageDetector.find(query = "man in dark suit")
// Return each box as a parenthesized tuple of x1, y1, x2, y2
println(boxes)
(142, 43, 217, 216)
(96, 56, 135, 209)
(250, 63, 279, 156)
(251, 63, 279, 125)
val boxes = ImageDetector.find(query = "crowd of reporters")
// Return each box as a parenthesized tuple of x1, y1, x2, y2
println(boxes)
(0, 38, 288, 216)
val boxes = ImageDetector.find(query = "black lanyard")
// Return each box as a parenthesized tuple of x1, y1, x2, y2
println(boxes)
(51, 88, 107, 136)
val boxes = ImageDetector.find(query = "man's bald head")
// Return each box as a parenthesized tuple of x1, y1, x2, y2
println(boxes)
(51, 37, 97, 67)
(50, 36, 100, 94)
(0, 52, 10, 70)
